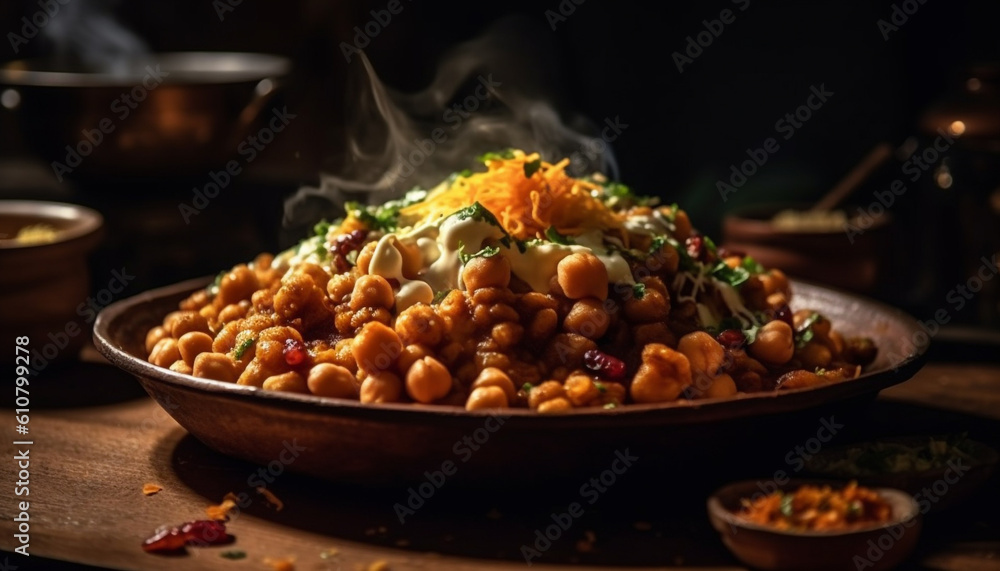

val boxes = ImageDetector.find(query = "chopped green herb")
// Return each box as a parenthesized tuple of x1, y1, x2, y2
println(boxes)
(344, 189, 427, 232)
(816, 368, 827, 376)
(523, 158, 542, 178)
(741, 255, 766, 275)
(711, 262, 750, 287)
(544, 226, 574, 245)
(605, 182, 633, 198)
(632, 282, 646, 300)
(457, 241, 501, 265)
(458, 169, 473, 178)
(477, 149, 516, 162)
(513, 238, 529, 253)
(313, 219, 331, 239)
(780, 494, 794, 517)
(206, 270, 226, 297)
(703, 235, 719, 258)
(742, 323, 761, 345)
(794, 312, 822, 348)
(432, 289, 452, 304)
(452, 201, 504, 228)
(847, 500, 863, 517)
(521, 382, 534, 393)
(649, 235, 668, 255)
(220, 550, 246, 560)
(233, 337, 255, 360)
(665, 203, 680, 222)
(595, 381, 608, 394)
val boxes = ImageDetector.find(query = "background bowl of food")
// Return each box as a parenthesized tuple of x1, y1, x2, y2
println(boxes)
(708, 479, 921, 571)
(0, 200, 103, 365)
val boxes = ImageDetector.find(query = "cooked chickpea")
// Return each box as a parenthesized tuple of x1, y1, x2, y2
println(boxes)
(528, 308, 558, 342)
(177, 331, 214, 367)
(169, 360, 192, 375)
(630, 344, 692, 403)
(352, 322, 402, 374)
(327, 273, 357, 303)
(543, 333, 597, 370)
(354, 241, 378, 274)
(563, 298, 610, 339)
(623, 288, 670, 323)
(471, 367, 516, 402)
(192, 352, 238, 383)
(149, 338, 181, 368)
(528, 380, 565, 409)
(262, 371, 309, 393)
(405, 356, 453, 403)
(396, 344, 431, 375)
(749, 320, 795, 364)
(217, 265, 259, 307)
(564, 373, 600, 406)
(556, 253, 608, 300)
(466, 386, 508, 410)
(145, 326, 167, 354)
(307, 363, 359, 398)
(395, 304, 444, 347)
(798, 342, 832, 370)
(350, 275, 395, 310)
(360, 371, 403, 403)
(537, 397, 572, 413)
(462, 255, 511, 291)
(490, 322, 524, 350)
(217, 303, 247, 325)
(678, 331, 725, 376)
(168, 311, 210, 338)
(702, 373, 737, 399)
(672, 209, 693, 241)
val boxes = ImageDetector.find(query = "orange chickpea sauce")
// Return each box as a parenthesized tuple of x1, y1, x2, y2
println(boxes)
(736, 481, 894, 531)
(147, 150, 878, 411)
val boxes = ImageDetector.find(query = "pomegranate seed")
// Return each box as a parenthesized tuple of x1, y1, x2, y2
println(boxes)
(142, 527, 187, 553)
(685, 236, 703, 260)
(283, 339, 306, 366)
(716, 329, 746, 349)
(584, 349, 626, 380)
(775, 304, 793, 327)
(181, 520, 230, 546)
(334, 229, 369, 256)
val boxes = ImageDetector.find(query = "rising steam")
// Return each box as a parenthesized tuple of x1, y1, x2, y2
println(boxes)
(283, 17, 619, 231)
(43, 0, 148, 72)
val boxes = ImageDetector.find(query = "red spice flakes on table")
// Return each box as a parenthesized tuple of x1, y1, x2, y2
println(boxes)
(142, 519, 232, 554)
(142, 483, 163, 496)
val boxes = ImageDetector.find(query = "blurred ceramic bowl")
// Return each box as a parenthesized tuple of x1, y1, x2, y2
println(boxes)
(722, 203, 892, 294)
(0, 52, 290, 179)
(708, 479, 921, 571)
(0, 201, 103, 365)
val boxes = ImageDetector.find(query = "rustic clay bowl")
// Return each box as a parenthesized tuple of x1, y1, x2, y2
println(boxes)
(94, 278, 927, 485)
(0, 201, 103, 365)
(708, 479, 921, 571)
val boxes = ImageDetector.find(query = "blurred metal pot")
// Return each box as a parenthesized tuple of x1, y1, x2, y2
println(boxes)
(0, 52, 290, 180)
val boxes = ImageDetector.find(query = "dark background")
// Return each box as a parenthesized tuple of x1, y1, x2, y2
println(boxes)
(2, 0, 1000, 339)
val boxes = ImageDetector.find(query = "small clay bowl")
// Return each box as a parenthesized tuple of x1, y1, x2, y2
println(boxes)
(707, 479, 921, 571)
(0, 201, 103, 366)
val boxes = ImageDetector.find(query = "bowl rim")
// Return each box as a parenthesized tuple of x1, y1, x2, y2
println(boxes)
(94, 276, 928, 423)
(707, 478, 921, 538)
(0, 200, 103, 249)
(0, 51, 291, 87)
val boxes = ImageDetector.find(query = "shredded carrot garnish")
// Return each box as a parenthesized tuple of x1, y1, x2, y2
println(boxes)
(256, 486, 284, 511)
(142, 483, 163, 496)
(398, 151, 620, 240)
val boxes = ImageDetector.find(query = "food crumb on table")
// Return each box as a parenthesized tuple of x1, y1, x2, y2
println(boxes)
(256, 486, 284, 511)
(205, 493, 239, 521)
(319, 547, 339, 559)
(366, 560, 390, 571)
(263, 556, 295, 571)
(142, 483, 163, 496)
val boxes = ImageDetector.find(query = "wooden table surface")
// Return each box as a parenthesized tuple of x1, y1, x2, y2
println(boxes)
(2, 357, 999, 571)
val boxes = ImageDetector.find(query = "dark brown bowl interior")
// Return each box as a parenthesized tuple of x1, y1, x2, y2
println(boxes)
(708, 479, 921, 571)
(94, 277, 927, 485)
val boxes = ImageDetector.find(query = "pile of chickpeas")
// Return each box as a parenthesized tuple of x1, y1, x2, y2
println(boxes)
(145, 207, 877, 412)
